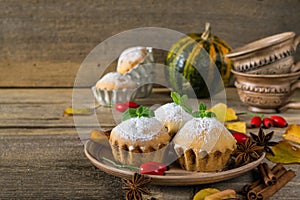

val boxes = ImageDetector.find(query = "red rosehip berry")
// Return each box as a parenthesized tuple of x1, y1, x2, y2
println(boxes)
(231, 132, 248, 144)
(250, 116, 262, 128)
(140, 162, 167, 175)
(262, 118, 274, 129)
(115, 101, 139, 112)
(124, 101, 139, 109)
(270, 115, 288, 128)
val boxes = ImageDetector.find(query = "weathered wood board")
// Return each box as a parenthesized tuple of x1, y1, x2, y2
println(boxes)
(1, 0, 300, 87)
(0, 88, 299, 199)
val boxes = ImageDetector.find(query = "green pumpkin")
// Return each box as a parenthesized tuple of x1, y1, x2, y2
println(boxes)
(166, 23, 232, 98)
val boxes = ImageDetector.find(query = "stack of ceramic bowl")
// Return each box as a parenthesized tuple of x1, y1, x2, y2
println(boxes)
(226, 32, 300, 113)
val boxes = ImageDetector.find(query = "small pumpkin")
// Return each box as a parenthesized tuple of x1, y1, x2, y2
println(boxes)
(166, 23, 232, 97)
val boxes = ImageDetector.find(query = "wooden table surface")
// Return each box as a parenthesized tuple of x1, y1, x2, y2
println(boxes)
(0, 88, 299, 200)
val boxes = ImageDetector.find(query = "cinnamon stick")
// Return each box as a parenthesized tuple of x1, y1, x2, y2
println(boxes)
(271, 163, 284, 174)
(274, 167, 287, 180)
(258, 163, 275, 186)
(246, 163, 288, 199)
(242, 179, 260, 195)
(248, 167, 289, 200)
(243, 163, 284, 194)
(247, 183, 265, 200)
(256, 170, 296, 200)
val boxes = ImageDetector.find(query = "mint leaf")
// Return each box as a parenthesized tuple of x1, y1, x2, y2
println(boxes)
(192, 111, 200, 118)
(122, 106, 154, 121)
(200, 112, 206, 118)
(206, 112, 216, 118)
(139, 106, 154, 118)
(193, 102, 216, 118)
(181, 104, 193, 114)
(122, 108, 137, 121)
(181, 94, 188, 103)
(171, 92, 181, 105)
(136, 106, 144, 117)
(199, 103, 206, 112)
(170, 92, 193, 114)
(141, 109, 155, 118)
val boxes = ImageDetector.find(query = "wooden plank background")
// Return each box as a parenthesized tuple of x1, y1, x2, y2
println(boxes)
(1, 0, 300, 87)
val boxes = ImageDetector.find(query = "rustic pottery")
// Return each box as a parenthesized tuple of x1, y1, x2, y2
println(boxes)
(227, 32, 300, 74)
(232, 70, 300, 113)
(85, 140, 265, 186)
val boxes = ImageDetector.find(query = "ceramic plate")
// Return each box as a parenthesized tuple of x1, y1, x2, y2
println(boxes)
(84, 140, 265, 186)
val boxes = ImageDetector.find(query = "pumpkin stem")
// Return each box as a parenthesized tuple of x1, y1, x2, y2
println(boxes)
(201, 22, 211, 41)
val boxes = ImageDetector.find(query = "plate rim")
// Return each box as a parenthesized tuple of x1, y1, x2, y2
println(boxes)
(84, 140, 265, 186)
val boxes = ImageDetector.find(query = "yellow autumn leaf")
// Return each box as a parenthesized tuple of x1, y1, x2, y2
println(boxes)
(208, 103, 238, 122)
(63, 107, 92, 116)
(90, 129, 110, 142)
(225, 121, 247, 134)
(205, 189, 236, 200)
(193, 188, 220, 200)
(89, 130, 112, 153)
(282, 124, 300, 145)
(266, 140, 300, 164)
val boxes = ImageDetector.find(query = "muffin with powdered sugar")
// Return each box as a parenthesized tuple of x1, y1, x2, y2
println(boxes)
(155, 92, 193, 136)
(92, 72, 137, 106)
(109, 106, 170, 166)
(173, 104, 236, 172)
(117, 46, 154, 98)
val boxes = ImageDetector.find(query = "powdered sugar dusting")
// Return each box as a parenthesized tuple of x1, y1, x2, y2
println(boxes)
(96, 72, 136, 89)
(155, 103, 192, 125)
(118, 47, 146, 67)
(177, 118, 222, 138)
(174, 118, 234, 154)
(112, 117, 164, 141)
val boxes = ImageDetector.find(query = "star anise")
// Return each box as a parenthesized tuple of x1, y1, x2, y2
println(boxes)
(122, 173, 151, 200)
(250, 128, 279, 156)
(233, 137, 264, 166)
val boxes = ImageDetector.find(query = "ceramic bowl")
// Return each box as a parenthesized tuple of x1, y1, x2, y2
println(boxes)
(232, 70, 300, 113)
(227, 32, 300, 74)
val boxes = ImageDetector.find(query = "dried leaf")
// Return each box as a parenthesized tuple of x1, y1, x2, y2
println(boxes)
(205, 189, 236, 200)
(89, 130, 112, 155)
(208, 103, 238, 122)
(283, 124, 300, 145)
(225, 107, 238, 121)
(90, 129, 110, 142)
(193, 188, 220, 200)
(266, 140, 300, 164)
(226, 121, 247, 134)
(63, 107, 92, 116)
